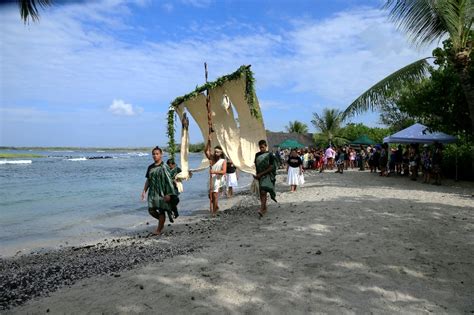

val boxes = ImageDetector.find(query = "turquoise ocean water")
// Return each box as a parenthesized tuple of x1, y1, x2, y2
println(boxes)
(0, 149, 251, 256)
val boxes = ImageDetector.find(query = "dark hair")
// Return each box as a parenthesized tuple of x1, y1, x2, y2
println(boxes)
(258, 139, 267, 146)
(166, 158, 175, 165)
(214, 145, 226, 159)
(152, 146, 162, 154)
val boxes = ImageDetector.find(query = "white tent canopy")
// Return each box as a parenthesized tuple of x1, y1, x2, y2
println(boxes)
(383, 123, 457, 144)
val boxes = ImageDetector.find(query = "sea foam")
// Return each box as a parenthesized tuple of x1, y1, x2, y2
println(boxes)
(67, 157, 87, 161)
(0, 160, 32, 165)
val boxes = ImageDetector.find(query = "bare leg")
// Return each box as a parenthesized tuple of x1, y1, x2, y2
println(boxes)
(227, 187, 233, 197)
(154, 213, 166, 235)
(212, 192, 219, 214)
(259, 192, 267, 216)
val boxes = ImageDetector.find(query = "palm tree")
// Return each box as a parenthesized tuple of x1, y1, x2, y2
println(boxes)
(311, 108, 346, 146)
(18, 0, 51, 23)
(285, 120, 309, 134)
(343, 0, 473, 132)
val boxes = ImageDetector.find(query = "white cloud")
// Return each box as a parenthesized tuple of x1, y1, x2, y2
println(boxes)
(108, 99, 143, 116)
(1, 2, 434, 110)
(0, 0, 439, 145)
(271, 9, 437, 106)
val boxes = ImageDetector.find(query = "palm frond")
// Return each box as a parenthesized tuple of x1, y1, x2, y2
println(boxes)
(18, 0, 51, 23)
(311, 108, 345, 147)
(285, 120, 309, 134)
(343, 57, 431, 119)
(384, 0, 446, 47)
(385, 0, 473, 49)
(311, 113, 325, 132)
(439, 0, 474, 51)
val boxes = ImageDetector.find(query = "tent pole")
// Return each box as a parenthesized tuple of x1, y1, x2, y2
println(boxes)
(205, 62, 214, 213)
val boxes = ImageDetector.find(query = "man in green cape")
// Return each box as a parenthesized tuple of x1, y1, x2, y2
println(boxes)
(254, 139, 277, 217)
(141, 147, 177, 235)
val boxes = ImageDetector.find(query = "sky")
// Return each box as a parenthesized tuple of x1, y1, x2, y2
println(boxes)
(0, 0, 437, 147)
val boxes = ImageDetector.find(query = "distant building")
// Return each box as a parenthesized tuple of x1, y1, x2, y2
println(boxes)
(266, 131, 314, 149)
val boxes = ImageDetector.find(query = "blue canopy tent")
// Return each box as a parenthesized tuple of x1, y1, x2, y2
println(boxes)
(383, 123, 458, 180)
(383, 123, 457, 144)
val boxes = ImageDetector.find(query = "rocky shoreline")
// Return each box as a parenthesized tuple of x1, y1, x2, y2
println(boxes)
(0, 192, 257, 311)
(0, 230, 194, 310)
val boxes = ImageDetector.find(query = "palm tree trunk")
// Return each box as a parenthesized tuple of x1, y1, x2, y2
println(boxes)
(456, 66, 474, 178)
(458, 73, 474, 135)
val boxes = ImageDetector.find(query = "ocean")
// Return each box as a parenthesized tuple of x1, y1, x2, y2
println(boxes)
(0, 149, 252, 256)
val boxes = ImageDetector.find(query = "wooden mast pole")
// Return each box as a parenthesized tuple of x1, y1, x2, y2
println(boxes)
(205, 62, 213, 213)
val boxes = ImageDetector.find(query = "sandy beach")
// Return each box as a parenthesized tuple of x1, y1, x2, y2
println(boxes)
(2, 169, 473, 314)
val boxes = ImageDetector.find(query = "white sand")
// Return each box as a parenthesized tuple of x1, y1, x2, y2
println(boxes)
(9, 170, 474, 314)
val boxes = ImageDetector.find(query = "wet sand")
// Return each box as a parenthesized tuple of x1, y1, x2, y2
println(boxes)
(2, 169, 473, 314)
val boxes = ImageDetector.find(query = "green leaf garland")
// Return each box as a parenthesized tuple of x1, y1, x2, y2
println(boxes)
(166, 65, 261, 158)
(166, 108, 176, 157)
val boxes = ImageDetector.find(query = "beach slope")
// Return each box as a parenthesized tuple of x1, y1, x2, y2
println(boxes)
(6, 170, 474, 314)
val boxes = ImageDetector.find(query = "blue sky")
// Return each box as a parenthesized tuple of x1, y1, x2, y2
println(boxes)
(0, 0, 436, 147)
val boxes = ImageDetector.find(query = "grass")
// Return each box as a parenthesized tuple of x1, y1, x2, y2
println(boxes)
(0, 153, 44, 158)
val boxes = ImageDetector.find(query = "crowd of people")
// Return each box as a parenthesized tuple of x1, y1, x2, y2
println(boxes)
(141, 140, 444, 235)
(274, 142, 444, 184)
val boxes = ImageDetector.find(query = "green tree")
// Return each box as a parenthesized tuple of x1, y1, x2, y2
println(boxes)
(285, 120, 309, 134)
(311, 108, 346, 147)
(339, 123, 391, 144)
(18, 0, 51, 23)
(344, 0, 474, 134)
(383, 42, 474, 177)
(378, 102, 416, 132)
(189, 142, 205, 153)
(395, 66, 471, 136)
(379, 40, 472, 135)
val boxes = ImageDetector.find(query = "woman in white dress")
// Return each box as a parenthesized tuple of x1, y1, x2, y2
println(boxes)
(226, 159, 238, 197)
(205, 143, 227, 216)
(287, 149, 303, 192)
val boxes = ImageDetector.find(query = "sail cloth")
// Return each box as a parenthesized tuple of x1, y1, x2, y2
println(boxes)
(174, 73, 266, 179)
